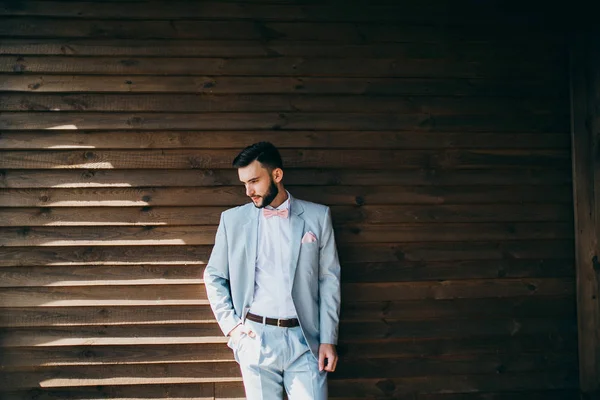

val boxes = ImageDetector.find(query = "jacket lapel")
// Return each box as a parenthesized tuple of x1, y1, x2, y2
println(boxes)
(289, 197, 305, 285)
(242, 206, 259, 295)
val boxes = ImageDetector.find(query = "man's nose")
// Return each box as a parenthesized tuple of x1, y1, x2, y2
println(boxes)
(246, 186, 253, 197)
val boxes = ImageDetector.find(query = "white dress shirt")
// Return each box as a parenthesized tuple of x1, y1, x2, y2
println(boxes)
(249, 192, 298, 319)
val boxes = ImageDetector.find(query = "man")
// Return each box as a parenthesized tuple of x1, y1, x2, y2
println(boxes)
(204, 142, 341, 399)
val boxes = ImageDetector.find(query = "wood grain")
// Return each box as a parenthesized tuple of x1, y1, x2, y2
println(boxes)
(0, 186, 573, 207)
(0, 38, 563, 58)
(0, 279, 574, 306)
(0, 240, 575, 267)
(0, 149, 571, 169)
(0, 354, 576, 389)
(0, 1, 576, 398)
(0, 169, 573, 188)
(0, 130, 571, 150)
(340, 258, 575, 283)
(0, 296, 576, 327)
(0, 245, 212, 266)
(0, 204, 574, 227)
(0, 55, 562, 77)
(0, 1, 567, 26)
(569, 32, 600, 393)
(0, 112, 568, 132)
(0, 18, 562, 42)
(0, 222, 573, 246)
(1, 94, 563, 114)
(0, 377, 580, 399)
(1, 74, 565, 96)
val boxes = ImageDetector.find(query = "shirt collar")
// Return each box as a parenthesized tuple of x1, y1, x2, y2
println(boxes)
(265, 190, 291, 211)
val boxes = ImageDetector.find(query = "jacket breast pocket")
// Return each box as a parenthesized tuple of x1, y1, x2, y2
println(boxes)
(299, 241, 319, 265)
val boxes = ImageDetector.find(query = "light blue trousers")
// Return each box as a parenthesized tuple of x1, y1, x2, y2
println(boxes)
(228, 318, 328, 399)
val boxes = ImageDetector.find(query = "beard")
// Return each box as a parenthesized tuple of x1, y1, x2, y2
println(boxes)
(254, 178, 279, 209)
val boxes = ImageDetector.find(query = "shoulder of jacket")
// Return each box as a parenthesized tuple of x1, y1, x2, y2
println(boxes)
(221, 203, 253, 221)
(294, 198, 329, 216)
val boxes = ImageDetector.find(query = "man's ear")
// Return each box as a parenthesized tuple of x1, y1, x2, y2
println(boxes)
(272, 168, 284, 183)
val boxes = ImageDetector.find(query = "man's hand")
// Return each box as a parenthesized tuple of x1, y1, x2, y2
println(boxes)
(318, 343, 338, 372)
(228, 323, 255, 343)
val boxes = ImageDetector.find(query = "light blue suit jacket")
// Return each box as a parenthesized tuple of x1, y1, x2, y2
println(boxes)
(203, 193, 341, 358)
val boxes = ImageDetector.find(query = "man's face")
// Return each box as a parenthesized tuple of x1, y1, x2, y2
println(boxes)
(238, 160, 279, 208)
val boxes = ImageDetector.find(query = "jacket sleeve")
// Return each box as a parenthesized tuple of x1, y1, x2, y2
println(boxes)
(203, 212, 241, 336)
(318, 207, 342, 344)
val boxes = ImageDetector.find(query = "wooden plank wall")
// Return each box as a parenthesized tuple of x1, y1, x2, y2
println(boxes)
(0, 1, 578, 399)
(570, 31, 600, 396)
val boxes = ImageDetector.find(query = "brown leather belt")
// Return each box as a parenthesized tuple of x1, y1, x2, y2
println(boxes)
(246, 312, 300, 328)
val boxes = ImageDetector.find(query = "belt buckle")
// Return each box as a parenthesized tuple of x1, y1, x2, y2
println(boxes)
(277, 319, 282, 327)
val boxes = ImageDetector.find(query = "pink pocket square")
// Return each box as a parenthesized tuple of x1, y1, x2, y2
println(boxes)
(301, 231, 317, 244)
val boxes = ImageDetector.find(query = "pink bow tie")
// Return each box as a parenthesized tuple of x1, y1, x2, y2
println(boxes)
(263, 208, 289, 219)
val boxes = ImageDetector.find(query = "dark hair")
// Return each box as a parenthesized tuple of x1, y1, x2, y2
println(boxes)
(232, 142, 283, 170)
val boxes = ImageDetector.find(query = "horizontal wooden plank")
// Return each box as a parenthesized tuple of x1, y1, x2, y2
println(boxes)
(0, 185, 573, 207)
(341, 258, 575, 283)
(341, 296, 576, 321)
(0, 222, 574, 247)
(1, 312, 572, 346)
(0, 18, 562, 42)
(338, 318, 576, 341)
(347, 329, 573, 358)
(0, 334, 577, 367)
(336, 222, 574, 243)
(0, 317, 576, 348)
(0, 206, 226, 226)
(0, 257, 575, 288)
(0, 284, 209, 307)
(0, 264, 205, 287)
(0, 1, 429, 22)
(1, 343, 234, 367)
(4, 1, 332, 21)
(0, 296, 576, 327)
(0, 39, 564, 59)
(0, 324, 225, 347)
(337, 353, 577, 379)
(342, 278, 574, 302)
(359, 277, 569, 302)
(0, 245, 212, 267)
(0, 130, 572, 150)
(0, 278, 573, 307)
(0, 353, 576, 389)
(0, 1, 566, 26)
(0, 149, 571, 169)
(0, 240, 575, 267)
(325, 372, 578, 397)
(1, 383, 215, 400)
(1, 94, 564, 114)
(0, 204, 574, 227)
(0, 362, 242, 389)
(0, 112, 568, 132)
(0, 74, 566, 96)
(0, 55, 561, 78)
(0, 225, 217, 246)
(0, 373, 580, 399)
(0, 169, 573, 188)
(0, 0, 315, 21)
(0, 305, 218, 327)
(0, 18, 329, 41)
(337, 241, 575, 263)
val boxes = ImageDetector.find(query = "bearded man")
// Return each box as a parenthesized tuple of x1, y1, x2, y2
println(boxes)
(204, 141, 341, 399)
